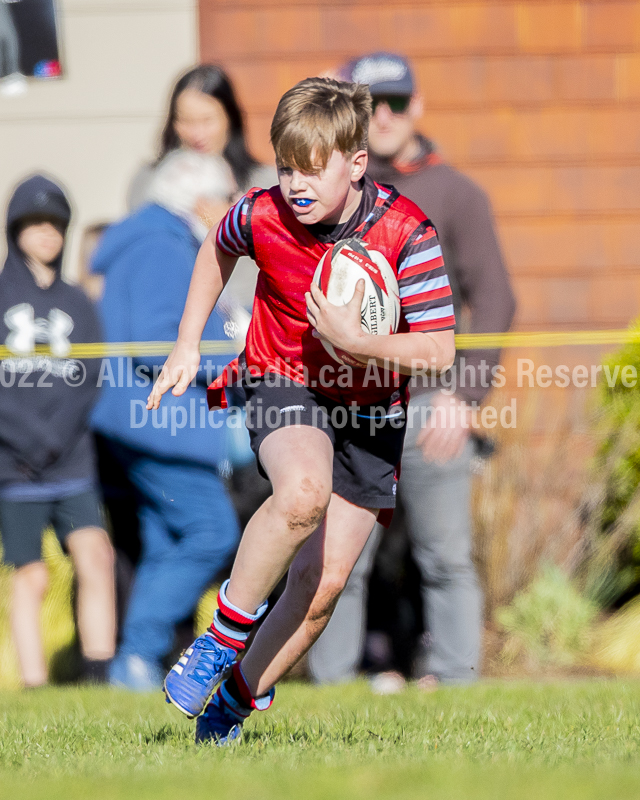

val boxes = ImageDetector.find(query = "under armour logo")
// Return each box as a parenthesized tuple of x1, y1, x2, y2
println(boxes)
(4, 303, 73, 357)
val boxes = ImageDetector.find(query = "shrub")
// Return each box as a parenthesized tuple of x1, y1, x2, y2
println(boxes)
(592, 595, 640, 674)
(581, 323, 640, 606)
(496, 565, 598, 669)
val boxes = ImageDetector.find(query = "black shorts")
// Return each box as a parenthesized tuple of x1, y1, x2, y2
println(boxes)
(0, 490, 105, 568)
(243, 378, 407, 510)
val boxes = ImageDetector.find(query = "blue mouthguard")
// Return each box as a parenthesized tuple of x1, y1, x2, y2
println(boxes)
(293, 198, 313, 206)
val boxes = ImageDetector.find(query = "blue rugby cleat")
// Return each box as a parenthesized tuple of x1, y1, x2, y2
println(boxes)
(195, 681, 275, 746)
(195, 691, 245, 746)
(163, 633, 238, 718)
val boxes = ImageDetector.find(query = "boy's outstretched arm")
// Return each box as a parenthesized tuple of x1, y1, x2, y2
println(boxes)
(147, 226, 237, 410)
(306, 279, 456, 375)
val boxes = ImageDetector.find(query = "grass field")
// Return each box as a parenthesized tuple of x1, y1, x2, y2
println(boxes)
(1, 680, 640, 800)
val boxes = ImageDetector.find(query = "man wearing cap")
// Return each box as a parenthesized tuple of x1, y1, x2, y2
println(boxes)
(309, 52, 516, 688)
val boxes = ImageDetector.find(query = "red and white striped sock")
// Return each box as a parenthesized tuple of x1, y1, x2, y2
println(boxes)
(207, 579, 268, 653)
(218, 662, 275, 717)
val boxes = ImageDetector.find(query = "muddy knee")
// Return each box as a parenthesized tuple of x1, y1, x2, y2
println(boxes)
(275, 477, 331, 535)
(307, 574, 348, 627)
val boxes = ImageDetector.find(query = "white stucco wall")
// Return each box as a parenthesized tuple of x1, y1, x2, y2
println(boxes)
(0, 0, 197, 277)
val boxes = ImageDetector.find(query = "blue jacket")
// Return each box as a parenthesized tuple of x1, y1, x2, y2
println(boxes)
(91, 204, 236, 467)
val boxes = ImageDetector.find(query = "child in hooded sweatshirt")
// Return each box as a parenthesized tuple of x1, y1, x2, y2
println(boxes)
(0, 174, 116, 686)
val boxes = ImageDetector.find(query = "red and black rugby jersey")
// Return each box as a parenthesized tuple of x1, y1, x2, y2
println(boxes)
(213, 175, 455, 405)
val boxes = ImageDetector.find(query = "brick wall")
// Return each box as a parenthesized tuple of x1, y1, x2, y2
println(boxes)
(200, 0, 640, 333)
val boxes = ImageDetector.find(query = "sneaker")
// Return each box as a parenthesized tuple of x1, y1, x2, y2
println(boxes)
(415, 673, 439, 692)
(109, 654, 163, 691)
(81, 656, 112, 684)
(164, 633, 237, 718)
(369, 670, 406, 695)
(195, 680, 275, 746)
(195, 691, 246, 746)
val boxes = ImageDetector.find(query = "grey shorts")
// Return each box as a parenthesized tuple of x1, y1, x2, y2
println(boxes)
(0, 490, 105, 568)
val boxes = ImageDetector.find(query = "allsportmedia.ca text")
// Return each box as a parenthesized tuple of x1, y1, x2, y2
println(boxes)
(94, 357, 640, 393)
(91, 356, 507, 392)
(3, 354, 637, 394)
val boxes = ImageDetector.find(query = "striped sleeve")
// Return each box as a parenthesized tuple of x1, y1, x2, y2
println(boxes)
(215, 194, 250, 257)
(397, 222, 456, 332)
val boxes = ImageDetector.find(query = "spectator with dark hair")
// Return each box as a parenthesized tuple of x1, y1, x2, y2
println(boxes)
(91, 151, 242, 690)
(157, 65, 265, 192)
(310, 53, 516, 689)
(128, 64, 276, 310)
(0, 174, 116, 687)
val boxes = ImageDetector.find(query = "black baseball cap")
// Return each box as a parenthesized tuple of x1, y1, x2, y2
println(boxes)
(341, 52, 415, 97)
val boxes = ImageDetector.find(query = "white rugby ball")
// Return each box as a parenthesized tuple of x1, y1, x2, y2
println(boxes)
(313, 238, 400, 367)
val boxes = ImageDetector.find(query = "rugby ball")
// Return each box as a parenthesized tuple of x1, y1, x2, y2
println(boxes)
(312, 238, 400, 367)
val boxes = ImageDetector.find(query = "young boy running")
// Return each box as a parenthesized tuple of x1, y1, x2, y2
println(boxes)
(147, 77, 456, 745)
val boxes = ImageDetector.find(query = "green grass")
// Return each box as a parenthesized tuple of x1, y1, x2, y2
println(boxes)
(1, 680, 640, 799)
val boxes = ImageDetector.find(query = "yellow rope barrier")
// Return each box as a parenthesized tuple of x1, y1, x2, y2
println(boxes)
(0, 340, 245, 360)
(454, 329, 640, 350)
(1, 329, 639, 360)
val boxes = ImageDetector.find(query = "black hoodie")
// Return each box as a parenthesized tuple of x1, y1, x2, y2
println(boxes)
(0, 175, 101, 489)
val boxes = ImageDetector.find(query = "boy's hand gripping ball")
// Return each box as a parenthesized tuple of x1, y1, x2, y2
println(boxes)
(312, 238, 400, 367)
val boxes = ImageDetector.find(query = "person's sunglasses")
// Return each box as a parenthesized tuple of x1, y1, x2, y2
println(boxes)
(371, 95, 411, 115)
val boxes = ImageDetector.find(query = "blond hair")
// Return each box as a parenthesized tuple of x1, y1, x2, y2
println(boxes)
(270, 77, 371, 174)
